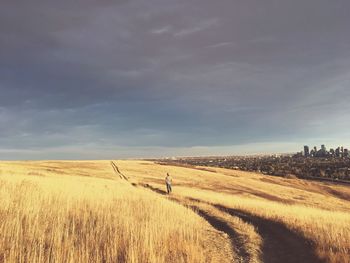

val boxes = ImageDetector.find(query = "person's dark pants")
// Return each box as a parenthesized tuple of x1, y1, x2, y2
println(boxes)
(166, 183, 172, 194)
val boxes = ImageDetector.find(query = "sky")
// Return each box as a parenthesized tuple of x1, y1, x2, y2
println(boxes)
(1, 0, 350, 159)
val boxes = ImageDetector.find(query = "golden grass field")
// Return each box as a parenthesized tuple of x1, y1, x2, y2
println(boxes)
(0, 160, 349, 263)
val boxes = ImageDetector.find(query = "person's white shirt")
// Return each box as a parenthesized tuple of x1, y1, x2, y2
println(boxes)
(165, 175, 172, 185)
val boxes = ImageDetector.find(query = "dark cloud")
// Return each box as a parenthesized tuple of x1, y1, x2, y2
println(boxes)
(1, 0, 350, 159)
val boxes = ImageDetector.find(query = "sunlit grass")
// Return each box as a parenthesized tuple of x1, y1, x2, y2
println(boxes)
(118, 160, 350, 263)
(1, 160, 349, 263)
(0, 162, 214, 263)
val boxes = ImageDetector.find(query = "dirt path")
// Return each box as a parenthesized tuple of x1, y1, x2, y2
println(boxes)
(110, 161, 128, 180)
(215, 205, 325, 263)
(111, 163, 324, 263)
(142, 184, 250, 263)
(111, 163, 240, 261)
(192, 207, 250, 262)
(142, 183, 325, 263)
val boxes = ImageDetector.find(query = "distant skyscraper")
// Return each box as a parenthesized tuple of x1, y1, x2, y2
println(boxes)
(321, 144, 326, 152)
(304, 145, 310, 157)
(335, 147, 340, 157)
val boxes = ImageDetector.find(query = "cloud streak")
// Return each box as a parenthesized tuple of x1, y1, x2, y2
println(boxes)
(1, 0, 350, 159)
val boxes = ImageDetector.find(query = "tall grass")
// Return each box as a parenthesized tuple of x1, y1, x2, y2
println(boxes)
(2, 160, 349, 263)
(0, 172, 207, 263)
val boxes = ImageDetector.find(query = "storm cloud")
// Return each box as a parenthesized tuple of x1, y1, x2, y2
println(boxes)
(1, 0, 350, 159)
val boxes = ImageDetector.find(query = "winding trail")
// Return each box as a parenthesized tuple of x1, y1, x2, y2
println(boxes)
(111, 163, 243, 261)
(142, 184, 251, 263)
(142, 183, 325, 263)
(109, 162, 325, 263)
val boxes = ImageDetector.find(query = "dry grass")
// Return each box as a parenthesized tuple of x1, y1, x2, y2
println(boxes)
(117, 160, 350, 263)
(1, 160, 349, 263)
(0, 161, 230, 263)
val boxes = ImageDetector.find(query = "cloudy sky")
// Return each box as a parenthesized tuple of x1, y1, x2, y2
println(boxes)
(1, 0, 350, 159)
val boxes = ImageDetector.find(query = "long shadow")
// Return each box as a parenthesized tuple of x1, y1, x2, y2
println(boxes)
(142, 183, 167, 195)
(215, 205, 325, 263)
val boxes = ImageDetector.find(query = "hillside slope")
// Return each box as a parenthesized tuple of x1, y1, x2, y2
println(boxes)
(0, 160, 349, 263)
(117, 160, 350, 263)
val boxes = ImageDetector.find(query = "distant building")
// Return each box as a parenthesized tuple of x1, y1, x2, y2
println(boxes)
(335, 147, 340, 157)
(304, 145, 310, 157)
(310, 149, 315, 157)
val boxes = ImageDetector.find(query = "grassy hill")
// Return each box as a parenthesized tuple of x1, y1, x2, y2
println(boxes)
(0, 160, 349, 263)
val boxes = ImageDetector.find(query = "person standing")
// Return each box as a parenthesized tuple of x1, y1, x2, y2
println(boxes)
(165, 173, 172, 194)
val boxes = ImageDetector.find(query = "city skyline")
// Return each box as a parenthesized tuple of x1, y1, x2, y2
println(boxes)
(1, 0, 350, 159)
(302, 144, 349, 158)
